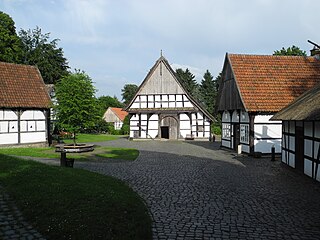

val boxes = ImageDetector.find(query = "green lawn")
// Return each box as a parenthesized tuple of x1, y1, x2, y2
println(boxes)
(63, 133, 121, 144)
(0, 155, 152, 239)
(0, 146, 139, 162)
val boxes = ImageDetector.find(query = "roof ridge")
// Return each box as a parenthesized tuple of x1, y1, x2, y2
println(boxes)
(0, 61, 38, 69)
(227, 53, 312, 59)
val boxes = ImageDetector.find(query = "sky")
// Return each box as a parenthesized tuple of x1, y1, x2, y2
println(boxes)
(1, 0, 320, 99)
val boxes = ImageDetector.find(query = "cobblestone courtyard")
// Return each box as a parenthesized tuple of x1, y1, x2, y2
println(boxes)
(76, 139, 320, 240)
(1, 138, 320, 239)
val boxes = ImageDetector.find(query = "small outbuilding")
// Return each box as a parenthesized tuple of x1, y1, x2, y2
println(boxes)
(271, 83, 320, 181)
(0, 62, 51, 146)
(125, 55, 214, 140)
(103, 107, 128, 130)
(217, 53, 320, 154)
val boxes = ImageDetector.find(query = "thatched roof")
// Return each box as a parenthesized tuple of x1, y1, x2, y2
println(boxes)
(271, 83, 320, 121)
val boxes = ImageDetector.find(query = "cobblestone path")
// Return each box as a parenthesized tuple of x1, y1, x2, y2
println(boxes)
(0, 186, 45, 240)
(77, 139, 320, 240)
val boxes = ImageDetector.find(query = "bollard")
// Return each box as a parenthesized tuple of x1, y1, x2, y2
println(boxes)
(237, 144, 242, 155)
(271, 145, 275, 161)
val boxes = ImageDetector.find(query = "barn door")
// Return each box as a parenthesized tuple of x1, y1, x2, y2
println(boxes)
(160, 116, 178, 140)
(295, 126, 304, 172)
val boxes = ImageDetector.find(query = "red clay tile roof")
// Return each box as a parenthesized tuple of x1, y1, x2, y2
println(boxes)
(228, 54, 320, 112)
(0, 62, 51, 109)
(111, 107, 128, 121)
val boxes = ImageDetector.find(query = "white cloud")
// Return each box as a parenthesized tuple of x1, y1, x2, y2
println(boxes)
(2, 0, 320, 99)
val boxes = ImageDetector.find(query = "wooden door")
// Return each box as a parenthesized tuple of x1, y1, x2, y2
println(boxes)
(233, 124, 240, 150)
(161, 126, 169, 139)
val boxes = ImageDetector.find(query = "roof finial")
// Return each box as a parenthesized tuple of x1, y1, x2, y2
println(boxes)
(160, 49, 163, 57)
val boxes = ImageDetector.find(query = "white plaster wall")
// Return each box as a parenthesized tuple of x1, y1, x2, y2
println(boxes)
(241, 145, 250, 153)
(304, 139, 313, 158)
(232, 111, 239, 123)
(0, 133, 18, 144)
(254, 139, 281, 153)
(222, 111, 231, 122)
(240, 111, 249, 123)
(180, 113, 189, 121)
(180, 121, 190, 129)
(0, 122, 8, 133)
(9, 122, 18, 133)
(289, 136, 295, 151)
(304, 122, 313, 137)
(131, 101, 139, 108)
(21, 132, 46, 144)
(289, 153, 295, 168)
(222, 140, 231, 148)
(314, 141, 320, 159)
(4, 110, 17, 120)
(282, 150, 287, 163)
(148, 130, 158, 138)
(304, 159, 313, 178)
(254, 124, 282, 139)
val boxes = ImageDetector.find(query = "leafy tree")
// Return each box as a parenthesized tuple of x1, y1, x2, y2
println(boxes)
(122, 84, 138, 106)
(54, 71, 100, 144)
(97, 95, 124, 116)
(0, 11, 23, 63)
(19, 27, 69, 84)
(121, 115, 130, 135)
(273, 45, 306, 56)
(199, 70, 217, 115)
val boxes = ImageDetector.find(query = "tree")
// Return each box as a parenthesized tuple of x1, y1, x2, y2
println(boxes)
(175, 68, 200, 100)
(55, 71, 100, 144)
(122, 84, 138, 106)
(273, 45, 306, 56)
(97, 95, 124, 116)
(0, 11, 23, 63)
(199, 70, 217, 115)
(19, 27, 69, 84)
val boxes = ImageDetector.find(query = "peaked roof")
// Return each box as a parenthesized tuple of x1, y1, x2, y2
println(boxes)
(271, 83, 320, 121)
(125, 55, 215, 121)
(220, 53, 320, 112)
(0, 62, 51, 109)
(110, 107, 128, 121)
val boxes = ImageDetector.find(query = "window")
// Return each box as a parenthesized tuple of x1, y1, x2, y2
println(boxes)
(240, 124, 249, 143)
(222, 123, 231, 139)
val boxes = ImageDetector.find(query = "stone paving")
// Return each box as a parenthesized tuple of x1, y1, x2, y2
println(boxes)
(2, 138, 320, 239)
(0, 186, 45, 240)
(76, 139, 320, 240)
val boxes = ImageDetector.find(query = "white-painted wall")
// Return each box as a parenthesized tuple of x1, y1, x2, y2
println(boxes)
(254, 115, 282, 153)
(0, 109, 47, 145)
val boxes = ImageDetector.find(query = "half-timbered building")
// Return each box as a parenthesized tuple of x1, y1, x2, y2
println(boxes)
(0, 62, 51, 146)
(217, 53, 320, 154)
(125, 55, 214, 140)
(271, 83, 320, 181)
(103, 107, 128, 130)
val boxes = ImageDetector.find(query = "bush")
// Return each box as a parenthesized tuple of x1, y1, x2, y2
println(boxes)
(212, 124, 221, 135)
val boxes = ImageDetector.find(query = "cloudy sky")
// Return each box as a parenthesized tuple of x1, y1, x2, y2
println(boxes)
(2, 0, 320, 99)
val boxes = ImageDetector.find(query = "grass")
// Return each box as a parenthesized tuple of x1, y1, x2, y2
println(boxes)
(63, 133, 121, 144)
(0, 146, 139, 162)
(0, 155, 152, 239)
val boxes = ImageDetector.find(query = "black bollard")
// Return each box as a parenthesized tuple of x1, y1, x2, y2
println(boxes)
(271, 145, 275, 161)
